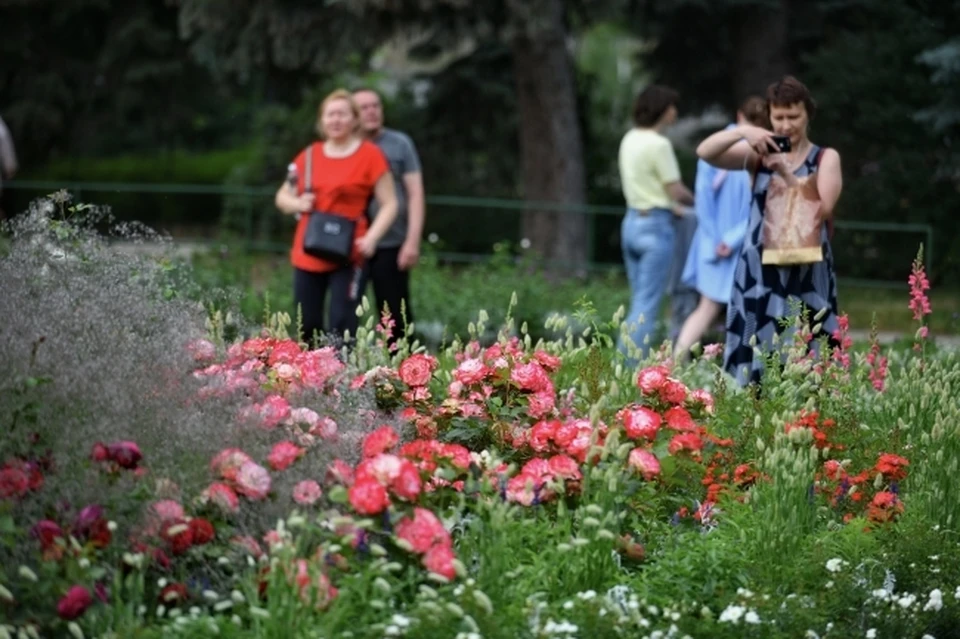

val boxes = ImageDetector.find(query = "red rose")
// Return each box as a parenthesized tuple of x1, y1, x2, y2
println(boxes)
(422, 543, 456, 580)
(621, 406, 662, 441)
(658, 379, 689, 405)
(267, 441, 305, 472)
(389, 460, 423, 502)
(510, 362, 550, 393)
(348, 478, 391, 515)
(159, 583, 189, 605)
(32, 519, 64, 550)
(663, 406, 697, 432)
(362, 426, 400, 458)
(107, 441, 142, 470)
(90, 443, 109, 462)
(636, 366, 669, 394)
(161, 519, 194, 555)
(628, 449, 661, 480)
(398, 353, 437, 387)
(57, 585, 93, 620)
(188, 518, 215, 545)
(0, 466, 29, 499)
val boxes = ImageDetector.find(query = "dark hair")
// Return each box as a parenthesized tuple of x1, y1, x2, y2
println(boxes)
(632, 85, 680, 127)
(738, 95, 770, 128)
(765, 75, 817, 120)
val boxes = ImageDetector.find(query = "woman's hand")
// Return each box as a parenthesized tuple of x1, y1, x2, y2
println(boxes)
(355, 234, 377, 258)
(739, 125, 780, 156)
(294, 193, 316, 213)
(715, 242, 732, 258)
(762, 153, 789, 175)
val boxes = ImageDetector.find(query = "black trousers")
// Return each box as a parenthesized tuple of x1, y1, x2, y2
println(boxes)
(293, 265, 367, 348)
(368, 246, 413, 343)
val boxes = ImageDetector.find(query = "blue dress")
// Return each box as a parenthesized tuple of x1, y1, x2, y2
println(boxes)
(681, 126, 751, 304)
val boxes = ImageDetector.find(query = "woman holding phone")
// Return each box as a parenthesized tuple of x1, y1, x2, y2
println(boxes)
(696, 76, 843, 388)
(275, 89, 398, 348)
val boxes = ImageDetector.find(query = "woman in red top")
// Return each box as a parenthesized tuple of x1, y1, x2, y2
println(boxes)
(275, 89, 398, 347)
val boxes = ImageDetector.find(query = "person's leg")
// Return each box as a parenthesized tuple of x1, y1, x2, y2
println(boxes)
(619, 211, 675, 361)
(293, 268, 330, 348)
(369, 246, 412, 343)
(327, 263, 368, 347)
(669, 288, 700, 345)
(674, 296, 723, 359)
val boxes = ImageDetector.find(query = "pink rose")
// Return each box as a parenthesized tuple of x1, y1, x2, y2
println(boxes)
(453, 358, 489, 385)
(636, 366, 669, 394)
(668, 433, 704, 456)
(527, 390, 556, 419)
(0, 466, 29, 499)
(628, 449, 661, 480)
(31, 519, 64, 550)
(395, 507, 450, 554)
(273, 363, 300, 382)
(688, 388, 715, 414)
(235, 462, 271, 501)
(257, 395, 291, 429)
(267, 441, 305, 471)
(547, 454, 582, 481)
(326, 459, 355, 486)
(398, 353, 438, 387)
(347, 478, 391, 515)
(187, 339, 217, 362)
(292, 480, 322, 506)
(659, 378, 689, 405)
(663, 406, 697, 432)
(57, 585, 93, 620)
(362, 426, 400, 458)
(532, 350, 562, 372)
(309, 417, 339, 440)
(422, 543, 457, 580)
(202, 482, 240, 514)
(389, 460, 423, 501)
(210, 449, 253, 482)
(510, 362, 550, 393)
(621, 406, 662, 441)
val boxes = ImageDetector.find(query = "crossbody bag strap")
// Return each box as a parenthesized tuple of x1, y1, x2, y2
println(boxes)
(305, 142, 314, 193)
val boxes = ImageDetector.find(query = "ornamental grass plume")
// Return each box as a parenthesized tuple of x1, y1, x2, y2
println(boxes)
(0, 197, 394, 568)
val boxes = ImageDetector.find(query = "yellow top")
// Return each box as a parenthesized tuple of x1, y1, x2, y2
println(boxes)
(618, 128, 681, 210)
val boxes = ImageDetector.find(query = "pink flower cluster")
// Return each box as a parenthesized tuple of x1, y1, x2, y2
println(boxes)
(193, 336, 344, 397)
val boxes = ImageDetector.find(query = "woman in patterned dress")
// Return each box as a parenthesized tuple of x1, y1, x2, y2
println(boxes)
(695, 76, 844, 388)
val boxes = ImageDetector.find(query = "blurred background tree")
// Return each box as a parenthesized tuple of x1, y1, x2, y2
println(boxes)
(1, 0, 958, 280)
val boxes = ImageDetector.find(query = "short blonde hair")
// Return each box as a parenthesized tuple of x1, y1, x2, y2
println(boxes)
(316, 89, 360, 137)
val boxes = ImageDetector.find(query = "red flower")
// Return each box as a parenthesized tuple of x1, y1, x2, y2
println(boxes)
(398, 353, 438, 387)
(547, 454, 582, 481)
(188, 518, 215, 545)
(667, 433, 704, 456)
(202, 482, 240, 515)
(57, 585, 93, 620)
(628, 449, 661, 480)
(209, 449, 253, 482)
(510, 362, 550, 393)
(621, 406, 662, 441)
(362, 426, 400, 458)
(326, 459, 355, 486)
(636, 366, 669, 394)
(422, 543, 456, 580)
(267, 339, 302, 366)
(663, 406, 697, 432)
(267, 441, 305, 472)
(107, 441, 142, 469)
(32, 519, 64, 551)
(159, 583, 190, 605)
(867, 491, 904, 523)
(390, 460, 423, 501)
(532, 350, 562, 371)
(529, 420, 560, 452)
(616, 534, 646, 562)
(162, 519, 194, 555)
(90, 443, 110, 462)
(875, 453, 909, 482)
(395, 507, 450, 554)
(0, 466, 29, 499)
(348, 478, 391, 515)
(659, 378, 689, 405)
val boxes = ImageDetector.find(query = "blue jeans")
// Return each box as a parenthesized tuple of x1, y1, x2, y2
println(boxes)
(618, 208, 676, 363)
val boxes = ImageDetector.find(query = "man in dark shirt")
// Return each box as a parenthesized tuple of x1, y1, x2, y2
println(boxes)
(353, 89, 425, 346)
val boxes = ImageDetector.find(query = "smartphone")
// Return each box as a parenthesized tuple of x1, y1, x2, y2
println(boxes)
(771, 135, 792, 153)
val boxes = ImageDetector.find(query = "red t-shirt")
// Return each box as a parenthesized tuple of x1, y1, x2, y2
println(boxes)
(289, 140, 388, 273)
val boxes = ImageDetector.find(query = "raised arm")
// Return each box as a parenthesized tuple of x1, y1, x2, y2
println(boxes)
(697, 125, 778, 172)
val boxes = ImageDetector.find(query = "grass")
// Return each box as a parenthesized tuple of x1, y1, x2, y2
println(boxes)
(185, 246, 959, 341)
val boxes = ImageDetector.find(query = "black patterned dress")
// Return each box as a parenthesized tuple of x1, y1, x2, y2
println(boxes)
(723, 144, 840, 387)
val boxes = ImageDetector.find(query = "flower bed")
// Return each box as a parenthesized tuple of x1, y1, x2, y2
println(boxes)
(1, 202, 959, 638)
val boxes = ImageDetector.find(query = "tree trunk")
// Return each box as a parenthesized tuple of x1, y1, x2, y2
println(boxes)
(730, 0, 791, 103)
(509, 0, 588, 273)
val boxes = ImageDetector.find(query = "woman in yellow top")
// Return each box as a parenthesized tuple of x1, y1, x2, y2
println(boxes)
(617, 85, 694, 364)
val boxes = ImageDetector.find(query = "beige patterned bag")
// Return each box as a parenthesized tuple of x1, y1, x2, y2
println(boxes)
(761, 174, 824, 265)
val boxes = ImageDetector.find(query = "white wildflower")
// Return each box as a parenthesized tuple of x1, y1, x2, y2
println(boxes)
(825, 558, 846, 573)
(718, 604, 745, 624)
(744, 610, 761, 624)
(923, 589, 943, 612)
(866, 630, 877, 639)
(897, 593, 917, 609)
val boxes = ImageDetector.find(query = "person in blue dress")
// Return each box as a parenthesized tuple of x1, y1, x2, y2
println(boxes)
(673, 97, 770, 359)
